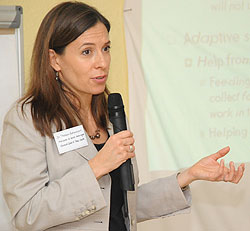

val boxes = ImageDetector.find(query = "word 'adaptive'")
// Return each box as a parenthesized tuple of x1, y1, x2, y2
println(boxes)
(184, 32, 240, 46)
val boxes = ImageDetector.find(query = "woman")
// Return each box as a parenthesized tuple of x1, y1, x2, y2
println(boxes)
(0, 2, 245, 231)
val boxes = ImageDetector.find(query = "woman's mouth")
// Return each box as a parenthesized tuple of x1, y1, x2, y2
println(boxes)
(91, 75, 107, 83)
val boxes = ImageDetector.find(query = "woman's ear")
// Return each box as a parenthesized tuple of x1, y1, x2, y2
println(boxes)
(49, 49, 61, 71)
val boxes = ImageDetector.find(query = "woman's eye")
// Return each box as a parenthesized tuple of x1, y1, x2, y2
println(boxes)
(82, 49, 91, 55)
(103, 45, 111, 52)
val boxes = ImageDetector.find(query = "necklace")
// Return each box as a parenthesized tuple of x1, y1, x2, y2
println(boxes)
(89, 129, 101, 140)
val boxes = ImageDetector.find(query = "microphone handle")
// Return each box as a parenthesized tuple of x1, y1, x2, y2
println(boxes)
(111, 116, 135, 191)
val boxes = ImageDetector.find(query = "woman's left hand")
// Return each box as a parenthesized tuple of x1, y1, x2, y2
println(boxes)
(177, 146, 245, 188)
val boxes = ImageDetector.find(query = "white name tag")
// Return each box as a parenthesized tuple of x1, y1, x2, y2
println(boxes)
(53, 125, 88, 154)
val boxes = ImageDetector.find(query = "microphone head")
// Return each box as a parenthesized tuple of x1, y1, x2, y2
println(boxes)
(108, 93, 124, 109)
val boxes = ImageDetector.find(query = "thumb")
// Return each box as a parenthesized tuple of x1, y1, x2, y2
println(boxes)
(210, 146, 230, 161)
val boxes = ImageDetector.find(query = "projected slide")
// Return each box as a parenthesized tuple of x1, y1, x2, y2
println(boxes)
(142, 0, 250, 171)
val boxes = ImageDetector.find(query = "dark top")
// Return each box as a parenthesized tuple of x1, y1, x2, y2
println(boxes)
(94, 142, 127, 231)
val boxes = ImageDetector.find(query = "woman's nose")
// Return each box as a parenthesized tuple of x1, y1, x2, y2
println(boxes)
(94, 52, 110, 69)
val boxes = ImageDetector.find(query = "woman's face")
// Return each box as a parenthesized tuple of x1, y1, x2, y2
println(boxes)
(53, 22, 111, 98)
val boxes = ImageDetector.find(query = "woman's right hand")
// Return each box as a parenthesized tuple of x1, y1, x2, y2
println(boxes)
(88, 130, 135, 179)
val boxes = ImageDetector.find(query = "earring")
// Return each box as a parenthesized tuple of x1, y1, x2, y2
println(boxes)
(55, 71, 59, 81)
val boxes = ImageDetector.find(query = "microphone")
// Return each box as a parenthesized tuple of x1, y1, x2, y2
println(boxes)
(108, 93, 135, 191)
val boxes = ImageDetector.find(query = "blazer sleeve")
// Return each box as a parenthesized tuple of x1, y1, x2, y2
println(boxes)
(0, 104, 106, 231)
(136, 173, 191, 222)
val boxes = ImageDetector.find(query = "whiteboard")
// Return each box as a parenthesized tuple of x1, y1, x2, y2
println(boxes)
(0, 6, 24, 230)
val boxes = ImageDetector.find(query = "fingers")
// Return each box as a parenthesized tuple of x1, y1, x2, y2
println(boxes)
(118, 144, 135, 166)
(209, 147, 245, 184)
(109, 130, 135, 158)
(124, 144, 135, 156)
(224, 161, 235, 182)
(128, 144, 134, 153)
(111, 130, 135, 152)
(210, 146, 230, 161)
(218, 159, 225, 180)
(223, 162, 245, 184)
(115, 130, 133, 139)
(92, 131, 136, 178)
(123, 137, 135, 146)
(231, 163, 245, 184)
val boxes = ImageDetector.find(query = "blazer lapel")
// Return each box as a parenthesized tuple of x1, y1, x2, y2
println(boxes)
(74, 122, 114, 160)
(74, 135, 97, 160)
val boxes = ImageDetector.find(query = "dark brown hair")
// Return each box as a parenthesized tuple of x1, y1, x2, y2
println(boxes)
(21, 1, 111, 137)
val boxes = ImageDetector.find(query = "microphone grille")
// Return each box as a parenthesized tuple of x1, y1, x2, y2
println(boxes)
(108, 93, 124, 108)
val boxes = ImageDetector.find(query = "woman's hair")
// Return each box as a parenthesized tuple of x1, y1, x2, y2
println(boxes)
(21, 1, 111, 137)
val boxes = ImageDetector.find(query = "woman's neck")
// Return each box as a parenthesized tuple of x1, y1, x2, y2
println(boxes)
(79, 92, 92, 111)
(78, 94, 108, 144)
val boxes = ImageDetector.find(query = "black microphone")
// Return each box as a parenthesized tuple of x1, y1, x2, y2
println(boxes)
(108, 93, 135, 192)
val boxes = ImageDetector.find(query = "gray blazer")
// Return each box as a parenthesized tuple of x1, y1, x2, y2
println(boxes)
(0, 103, 191, 231)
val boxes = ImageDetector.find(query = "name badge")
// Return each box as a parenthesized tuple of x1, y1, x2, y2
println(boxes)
(53, 125, 88, 154)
